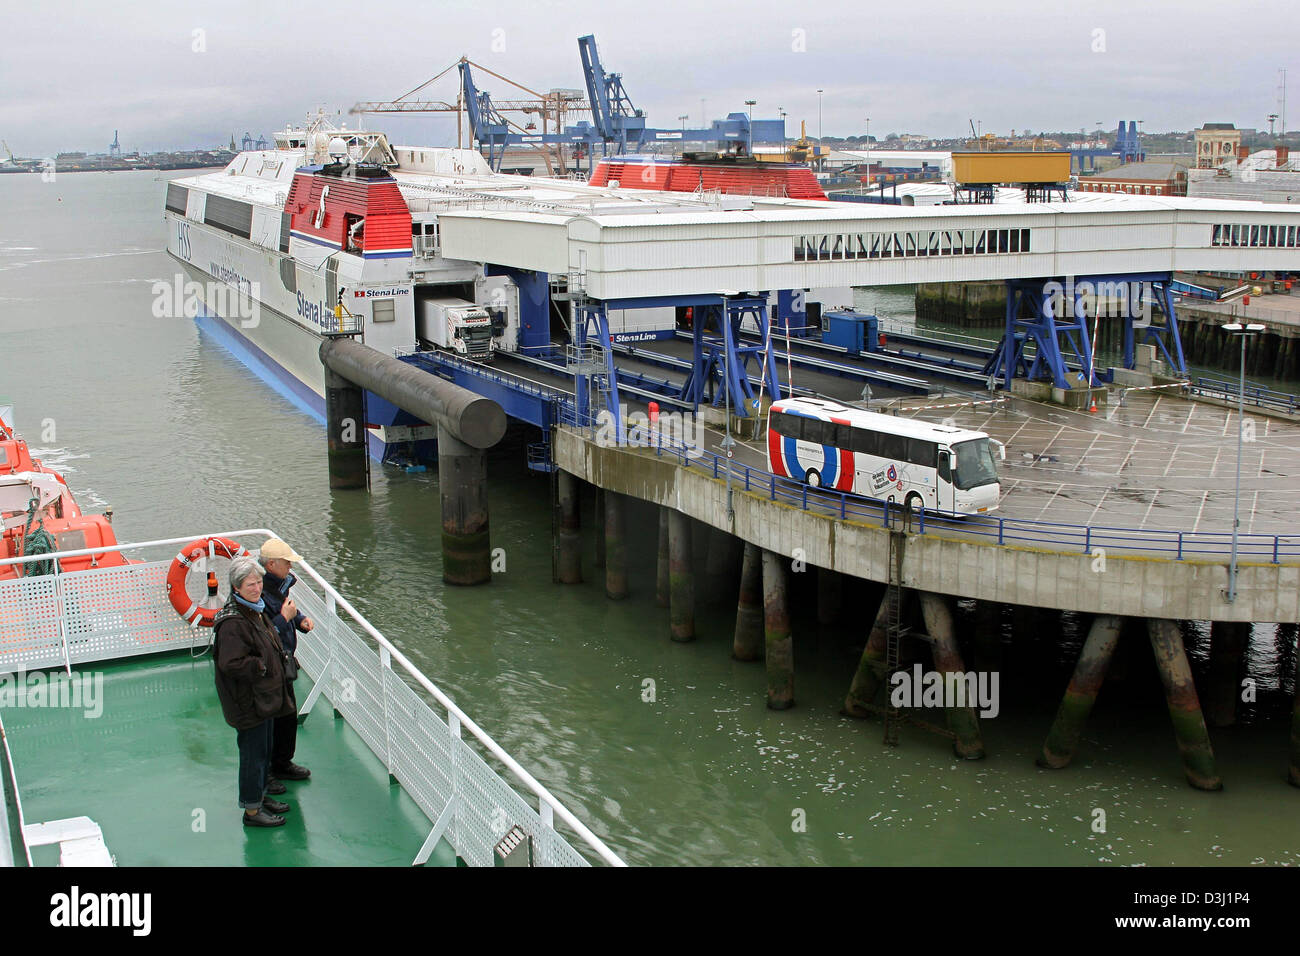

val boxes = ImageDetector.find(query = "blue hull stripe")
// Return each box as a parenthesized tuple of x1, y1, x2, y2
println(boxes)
(194, 309, 386, 461)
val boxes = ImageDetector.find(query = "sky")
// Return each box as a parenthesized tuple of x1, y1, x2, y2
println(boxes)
(1, 0, 1296, 156)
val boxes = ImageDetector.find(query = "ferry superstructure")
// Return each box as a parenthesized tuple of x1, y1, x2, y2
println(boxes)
(163, 112, 1300, 462)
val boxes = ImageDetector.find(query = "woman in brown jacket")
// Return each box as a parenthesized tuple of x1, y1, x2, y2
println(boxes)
(213, 555, 297, 828)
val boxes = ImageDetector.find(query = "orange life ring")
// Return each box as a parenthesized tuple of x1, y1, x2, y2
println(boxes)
(166, 536, 249, 627)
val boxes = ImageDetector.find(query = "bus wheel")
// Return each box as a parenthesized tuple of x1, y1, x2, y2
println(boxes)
(805, 469, 822, 488)
(905, 492, 924, 513)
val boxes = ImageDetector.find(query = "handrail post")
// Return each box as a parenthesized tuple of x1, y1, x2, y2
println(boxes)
(1083, 526, 1091, 554)
(997, 518, 1004, 545)
(1274, 536, 1280, 564)
(1177, 531, 1183, 560)
(54, 563, 71, 677)
(380, 646, 394, 777)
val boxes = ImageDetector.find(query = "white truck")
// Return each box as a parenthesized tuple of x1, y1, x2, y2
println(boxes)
(416, 296, 495, 361)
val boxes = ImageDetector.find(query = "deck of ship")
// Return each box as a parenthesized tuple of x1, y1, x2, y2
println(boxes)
(3, 652, 452, 867)
(0, 531, 620, 868)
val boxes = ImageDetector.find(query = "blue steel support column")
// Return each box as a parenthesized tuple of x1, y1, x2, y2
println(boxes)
(1123, 290, 1137, 370)
(757, 298, 783, 400)
(590, 303, 623, 438)
(719, 302, 752, 416)
(1147, 281, 1188, 375)
(573, 302, 589, 425)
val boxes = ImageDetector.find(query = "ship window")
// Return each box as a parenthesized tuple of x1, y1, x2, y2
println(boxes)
(372, 300, 395, 323)
(165, 183, 188, 215)
(279, 212, 291, 253)
(203, 194, 253, 239)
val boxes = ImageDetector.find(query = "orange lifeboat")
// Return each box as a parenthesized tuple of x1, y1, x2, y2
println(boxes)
(0, 409, 129, 580)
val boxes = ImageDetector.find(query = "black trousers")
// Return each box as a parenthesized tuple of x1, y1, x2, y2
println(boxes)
(271, 682, 297, 770)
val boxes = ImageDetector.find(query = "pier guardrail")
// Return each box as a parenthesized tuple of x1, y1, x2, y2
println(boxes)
(0, 531, 624, 867)
(1188, 376, 1299, 415)
(562, 424, 1299, 564)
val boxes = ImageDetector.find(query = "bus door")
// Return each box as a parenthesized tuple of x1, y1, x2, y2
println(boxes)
(936, 446, 955, 511)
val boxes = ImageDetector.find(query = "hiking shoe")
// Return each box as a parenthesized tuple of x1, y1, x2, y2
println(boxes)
(242, 810, 285, 828)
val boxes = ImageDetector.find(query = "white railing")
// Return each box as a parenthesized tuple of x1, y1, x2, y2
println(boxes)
(0, 530, 624, 867)
(0, 707, 33, 866)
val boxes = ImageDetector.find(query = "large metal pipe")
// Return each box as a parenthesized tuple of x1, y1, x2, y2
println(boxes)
(319, 338, 506, 448)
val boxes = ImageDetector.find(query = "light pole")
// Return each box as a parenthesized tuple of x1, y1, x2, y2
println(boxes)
(817, 89, 824, 145)
(719, 289, 740, 525)
(1222, 321, 1266, 603)
(745, 99, 756, 154)
(678, 114, 689, 155)
(779, 108, 787, 156)
(864, 117, 870, 182)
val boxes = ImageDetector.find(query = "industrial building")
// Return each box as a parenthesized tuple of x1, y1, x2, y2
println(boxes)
(1076, 161, 1189, 197)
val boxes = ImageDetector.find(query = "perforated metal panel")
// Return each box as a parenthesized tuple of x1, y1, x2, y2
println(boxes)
(0, 574, 64, 672)
(0, 561, 203, 675)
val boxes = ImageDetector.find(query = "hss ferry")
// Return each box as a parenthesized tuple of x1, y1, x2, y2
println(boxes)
(161, 112, 851, 463)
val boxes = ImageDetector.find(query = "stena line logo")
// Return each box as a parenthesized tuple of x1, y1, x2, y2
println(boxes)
(50, 886, 151, 936)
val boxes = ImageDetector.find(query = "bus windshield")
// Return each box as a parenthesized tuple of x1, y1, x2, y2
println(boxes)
(951, 438, 998, 490)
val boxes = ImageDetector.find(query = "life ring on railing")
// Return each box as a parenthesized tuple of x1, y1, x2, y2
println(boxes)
(166, 536, 249, 627)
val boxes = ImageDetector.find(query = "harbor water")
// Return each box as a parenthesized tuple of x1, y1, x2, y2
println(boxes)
(2, 170, 1297, 866)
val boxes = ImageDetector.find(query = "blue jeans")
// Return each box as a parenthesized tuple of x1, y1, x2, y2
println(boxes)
(236, 719, 275, 810)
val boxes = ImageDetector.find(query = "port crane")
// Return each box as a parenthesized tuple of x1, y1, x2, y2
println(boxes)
(353, 35, 788, 175)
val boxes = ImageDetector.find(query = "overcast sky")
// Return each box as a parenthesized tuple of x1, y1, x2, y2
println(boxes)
(2, 0, 1295, 155)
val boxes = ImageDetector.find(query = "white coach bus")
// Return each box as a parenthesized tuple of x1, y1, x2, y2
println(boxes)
(765, 397, 1003, 515)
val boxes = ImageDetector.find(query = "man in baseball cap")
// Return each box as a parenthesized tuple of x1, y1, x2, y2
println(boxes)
(259, 538, 314, 784)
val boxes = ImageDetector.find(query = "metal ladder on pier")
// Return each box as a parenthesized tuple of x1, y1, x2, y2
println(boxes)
(883, 529, 908, 747)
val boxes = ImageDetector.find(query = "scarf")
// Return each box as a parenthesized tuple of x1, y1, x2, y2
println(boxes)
(233, 594, 266, 614)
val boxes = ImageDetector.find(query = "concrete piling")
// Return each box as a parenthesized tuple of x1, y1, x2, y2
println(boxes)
(436, 423, 491, 586)
(655, 508, 669, 608)
(844, 592, 889, 716)
(1147, 618, 1223, 791)
(972, 600, 1005, 674)
(817, 567, 842, 626)
(1038, 615, 1121, 769)
(1206, 621, 1250, 728)
(668, 510, 694, 642)
(604, 490, 628, 600)
(732, 542, 764, 661)
(762, 549, 794, 709)
(920, 592, 985, 759)
(593, 487, 605, 569)
(556, 470, 582, 585)
(323, 367, 368, 490)
(704, 528, 732, 603)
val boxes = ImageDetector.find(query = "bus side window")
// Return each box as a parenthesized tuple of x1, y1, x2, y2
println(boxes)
(853, 429, 878, 455)
(834, 424, 854, 449)
(805, 420, 829, 445)
(908, 438, 937, 466)
(878, 433, 906, 461)
(938, 450, 952, 483)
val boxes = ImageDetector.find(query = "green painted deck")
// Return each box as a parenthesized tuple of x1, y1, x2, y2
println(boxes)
(2, 652, 457, 866)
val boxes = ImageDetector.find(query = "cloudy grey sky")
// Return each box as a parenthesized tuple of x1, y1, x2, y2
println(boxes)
(2, 0, 1295, 155)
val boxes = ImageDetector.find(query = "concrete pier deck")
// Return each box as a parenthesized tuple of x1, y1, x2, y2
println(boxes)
(555, 390, 1300, 625)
